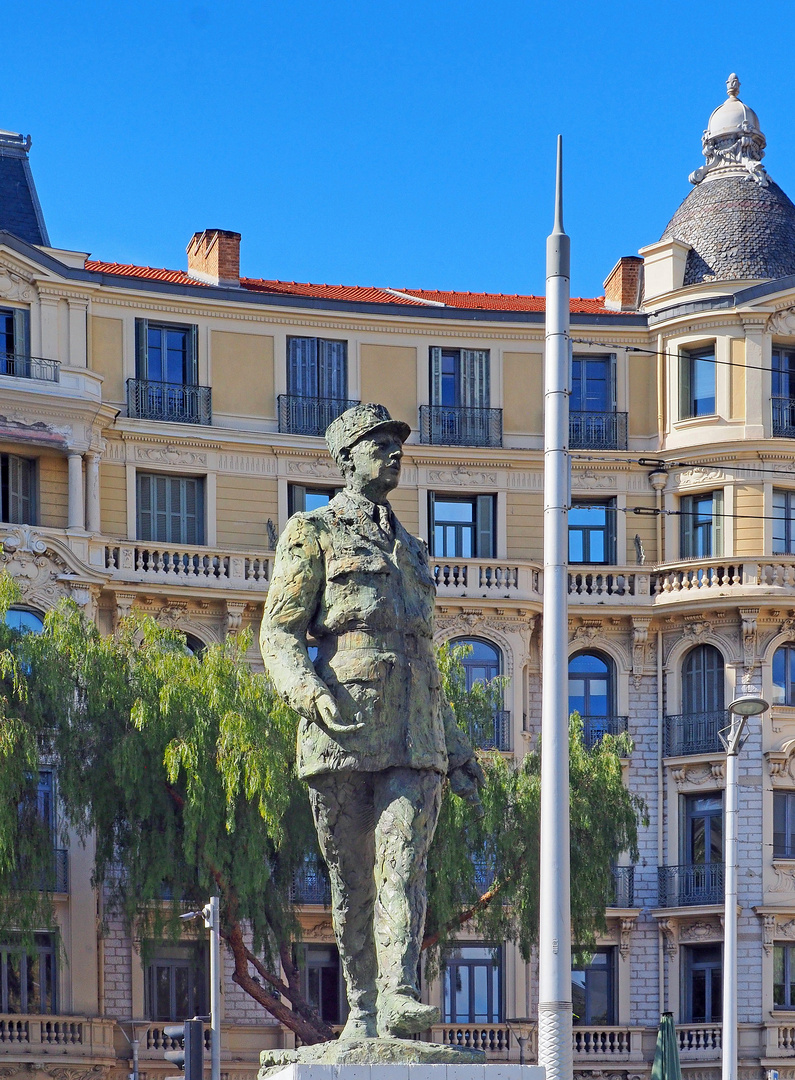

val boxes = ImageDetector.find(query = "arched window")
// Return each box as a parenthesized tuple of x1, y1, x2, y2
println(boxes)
(183, 633, 206, 656)
(568, 651, 622, 746)
(451, 638, 507, 750)
(773, 644, 795, 706)
(682, 644, 724, 714)
(4, 608, 44, 634)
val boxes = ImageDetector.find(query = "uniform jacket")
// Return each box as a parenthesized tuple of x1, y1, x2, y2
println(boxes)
(260, 488, 474, 779)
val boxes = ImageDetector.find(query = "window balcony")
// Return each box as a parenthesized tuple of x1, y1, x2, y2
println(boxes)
(14, 849, 68, 893)
(103, 542, 270, 590)
(277, 394, 359, 436)
(569, 410, 628, 450)
(664, 710, 726, 756)
(419, 405, 503, 448)
(608, 865, 635, 907)
(773, 396, 795, 437)
(580, 715, 629, 750)
(290, 857, 331, 906)
(0, 1015, 116, 1059)
(657, 862, 724, 906)
(0, 353, 60, 383)
(127, 378, 212, 425)
(469, 709, 511, 752)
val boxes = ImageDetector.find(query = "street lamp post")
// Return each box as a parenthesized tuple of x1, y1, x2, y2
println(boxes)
(181, 897, 221, 1080)
(720, 693, 768, 1080)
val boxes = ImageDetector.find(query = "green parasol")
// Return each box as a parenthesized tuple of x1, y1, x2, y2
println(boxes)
(651, 1012, 682, 1080)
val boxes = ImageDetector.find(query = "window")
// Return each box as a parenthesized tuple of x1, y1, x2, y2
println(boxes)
(429, 494, 495, 559)
(572, 356, 615, 413)
(288, 484, 340, 517)
(0, 307, 29, 375)
(679, 345, 716, 419)
(146, 944, 206, 1022)
(680, 491, 723, 559)
(775, 943, 795, 1009)
(568, 500, 616, 564)
(0, 454, 35, 525)
(302, 944, 346, 1025)
(773, 645, 795, 707)
(682, 644, 724, 714)
(423, 347, 500, 447)
(682, 794, 722, 865)
(287, 337, 347, 400)
(442, 945, 502, 1023)
(683, 944, 722, 1022)
(774, 792, 795, 858)
(136, 474, 205, 545)
(136, 320, 197, 385)
(4, 608, 44, 634)
(568, 652, 624, 747)
(774, 491, 795, 554)
(451, 638, 507, 750)
(572, 948, 615, 1025)
(0, 934, 57, 1013)
(773, 348, 795, 399)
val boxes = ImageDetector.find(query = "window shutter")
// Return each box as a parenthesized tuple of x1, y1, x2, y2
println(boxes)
(13, 309, 29, 361)
(430, 347, 443, 406)
(476, 495, 495, 559)
(428, 491, 437, 556)
(287, 337, 318, 397)
(135, 319, 149, 379)
(8, 455, 33, 525)
(679, 352, 691, 420)
(137, 473, 152, 540)
(168, 478, 184, 545)
(712, 489, 724, 557)
(288, 484, 305, 517)
(187, 325, 199, 385)
(182, 478, 203, 546)
(606, 500, 617, 563)
(609, 353, 617, 411)
(461, 350, 490, 409)
(680, 495, 692, 559)
(319, 339, 347, 400)
(154, 476, 168, 542)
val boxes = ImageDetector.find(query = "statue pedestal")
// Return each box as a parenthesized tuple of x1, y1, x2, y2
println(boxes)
(260, 1058, 545, 1080)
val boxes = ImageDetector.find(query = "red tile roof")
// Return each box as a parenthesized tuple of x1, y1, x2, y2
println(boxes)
(84, 261, 618, 314)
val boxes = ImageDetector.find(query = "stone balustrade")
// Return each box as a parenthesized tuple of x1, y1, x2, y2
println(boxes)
(0, 1015, 116, 1059)
(102, 542, 270, 590)
(432, 560, 541, 601)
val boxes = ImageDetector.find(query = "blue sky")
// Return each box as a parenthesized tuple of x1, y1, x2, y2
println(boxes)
(7, 1, 795, 298)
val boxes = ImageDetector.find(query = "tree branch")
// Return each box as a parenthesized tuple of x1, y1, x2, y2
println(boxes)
(421, 879, 504, 951)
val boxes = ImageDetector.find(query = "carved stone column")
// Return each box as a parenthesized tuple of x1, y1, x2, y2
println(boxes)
(67, 452, 85, 530)
(85, 452, 101, 534)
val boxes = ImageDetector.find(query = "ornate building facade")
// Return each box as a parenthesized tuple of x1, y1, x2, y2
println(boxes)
(1, 74, 794, 1080)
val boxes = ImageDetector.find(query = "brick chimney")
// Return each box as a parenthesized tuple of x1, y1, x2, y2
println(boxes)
(186, 229, 241, 287)
(603, 255, 643, 311)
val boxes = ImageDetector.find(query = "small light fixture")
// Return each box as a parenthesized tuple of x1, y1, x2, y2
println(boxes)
(728, 694, 768, 717)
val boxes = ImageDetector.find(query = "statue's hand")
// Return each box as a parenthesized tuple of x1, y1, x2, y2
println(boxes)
(314, 690, 366, 734)
(448, 756, 486, 819)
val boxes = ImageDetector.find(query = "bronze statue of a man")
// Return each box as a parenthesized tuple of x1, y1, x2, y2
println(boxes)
(260, 403, 483, 1041)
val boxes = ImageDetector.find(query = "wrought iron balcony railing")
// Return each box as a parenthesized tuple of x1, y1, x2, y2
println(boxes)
(658, 862, 724, 906)
(14, 849, 68, 893)
(127, 379, 212, 424)
(773, 396, 795, 437)
(469, 710, 511, 751)
(0, 353, 60, 382)
(664, 710, 727, 756)
(569, 411, 628, 450)
(290, 859, 331, 906)
(580, 714, 629, 749)
(277, 394, 359, 436)
(419, 405, 503, 448)
(608, 865, 635, 907)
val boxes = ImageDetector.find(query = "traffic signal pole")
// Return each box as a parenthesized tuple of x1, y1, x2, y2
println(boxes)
(205, 897, 221, 1080)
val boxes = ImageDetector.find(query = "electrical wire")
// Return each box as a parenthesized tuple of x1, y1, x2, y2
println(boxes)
(569, 336, 781, 376)
(571, 453, 795, 481)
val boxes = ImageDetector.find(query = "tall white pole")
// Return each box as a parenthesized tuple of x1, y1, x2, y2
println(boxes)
(721, 717, 743, 1080)
(204, 897, 221, 1080)
(538, 135, 573, 1080)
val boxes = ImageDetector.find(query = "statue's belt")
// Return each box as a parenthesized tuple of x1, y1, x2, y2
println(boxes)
(326, 630, 430, 654)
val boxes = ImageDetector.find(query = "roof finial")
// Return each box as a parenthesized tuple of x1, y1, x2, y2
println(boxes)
(727, 73, 740, 99)
(689, 74, 768, 187)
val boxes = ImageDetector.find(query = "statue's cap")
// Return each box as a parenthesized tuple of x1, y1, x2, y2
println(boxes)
(326, 403, 411, 462)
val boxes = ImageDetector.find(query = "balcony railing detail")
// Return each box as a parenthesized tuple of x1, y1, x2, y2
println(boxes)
(432, 1024, 511, 1054)
(0, 354, 60, 383)
(658, 862, 724, 906)
(608, 865, 635, 907)
(573, 1027, 634, 1056)
(145, 1024, 212, 1053)
(581, 715, 629, 749)
(127, 378, 212, 425)
(419, 405, 503, 448)
(291, 859, 332, 906)
(105, 544, 270, 589)
(773, 396, 795, 437)
(277, 394, 359, 436)
(678, 1024, 721, 1053)
(569, 571, 637, 600)
(469, 710, 511, 752)
(49, 849, 68, 893)
(664, 710, 726, 756)
(569, 411, 628, 451)
(0, 1015, 116, 1055)
(655, 563, 740, 594)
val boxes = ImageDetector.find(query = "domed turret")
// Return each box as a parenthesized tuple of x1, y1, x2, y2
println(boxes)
(658, 75, 795, 285)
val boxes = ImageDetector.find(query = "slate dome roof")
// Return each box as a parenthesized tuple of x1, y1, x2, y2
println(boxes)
(660, 175, 795, 285)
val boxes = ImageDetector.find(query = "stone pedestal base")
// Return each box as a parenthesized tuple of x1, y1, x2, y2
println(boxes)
(259, 1048, 545, 1080)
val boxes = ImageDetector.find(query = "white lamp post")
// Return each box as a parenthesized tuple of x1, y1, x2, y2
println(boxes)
(720, 692, 767, 1080)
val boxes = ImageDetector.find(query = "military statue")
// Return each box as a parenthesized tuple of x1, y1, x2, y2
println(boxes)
(260, 403, 484, 1042)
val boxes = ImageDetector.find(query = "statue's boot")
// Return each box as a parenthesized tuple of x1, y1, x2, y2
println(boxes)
(373, 768, 444, 1039)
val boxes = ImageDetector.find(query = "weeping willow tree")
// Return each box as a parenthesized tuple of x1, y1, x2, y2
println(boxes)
(0, 573, 645, 1043)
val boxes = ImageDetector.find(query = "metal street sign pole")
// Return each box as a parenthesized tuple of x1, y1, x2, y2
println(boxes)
(538, 134, 573, 1080)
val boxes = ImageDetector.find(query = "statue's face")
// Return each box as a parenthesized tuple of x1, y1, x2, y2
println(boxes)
(346, 430, 403, 500)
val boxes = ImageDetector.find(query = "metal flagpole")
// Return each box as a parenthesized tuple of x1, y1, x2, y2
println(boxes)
(538, 134, 573, 1080)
